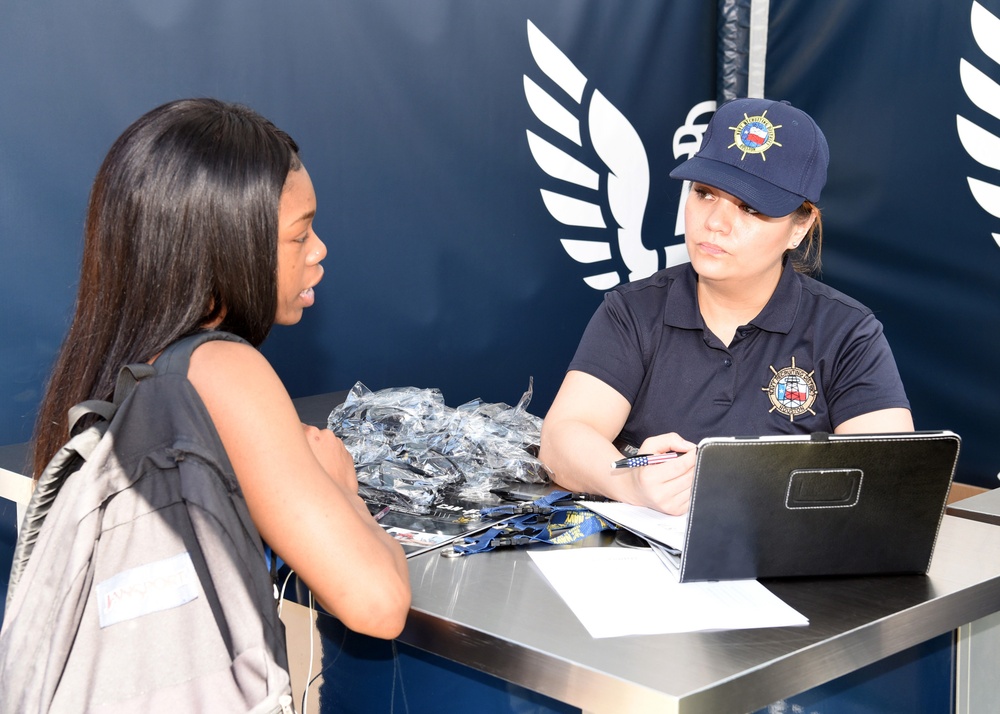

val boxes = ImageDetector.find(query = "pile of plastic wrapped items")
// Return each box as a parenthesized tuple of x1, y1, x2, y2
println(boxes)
(327, 381, 552, 514)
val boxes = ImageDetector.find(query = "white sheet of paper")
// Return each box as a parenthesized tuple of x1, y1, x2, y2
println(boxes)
(528, 547, 808, 638)
(581, 500, 688, 550)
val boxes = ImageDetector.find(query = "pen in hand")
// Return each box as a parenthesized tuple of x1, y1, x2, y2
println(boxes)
(610, 452, 680, 469)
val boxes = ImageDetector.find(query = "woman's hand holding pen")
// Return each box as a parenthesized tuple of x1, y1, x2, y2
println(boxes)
(620, 433, 697, 516)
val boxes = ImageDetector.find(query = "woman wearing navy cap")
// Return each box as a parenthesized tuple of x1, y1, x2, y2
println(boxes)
(539, 98, 913, 515)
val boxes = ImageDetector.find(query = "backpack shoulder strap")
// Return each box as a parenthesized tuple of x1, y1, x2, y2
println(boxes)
(6, 399, 119, 606)
(152, 330, 251, 377)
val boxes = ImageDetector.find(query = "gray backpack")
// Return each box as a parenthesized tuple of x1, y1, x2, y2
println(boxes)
(0, 331, 294, 713)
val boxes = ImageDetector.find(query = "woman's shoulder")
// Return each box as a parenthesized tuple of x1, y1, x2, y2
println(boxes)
(794, 271, 875, 319)
(186, 334, 304, 461)
(601, 263, 696, 329)
(613, 263, 691, 294)
(186, 336, 286, 408)
(187, 333, 267, 372)
(606, 263, 692, 311)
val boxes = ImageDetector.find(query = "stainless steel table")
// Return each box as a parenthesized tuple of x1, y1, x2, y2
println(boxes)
(398, 514, 1000, 714)
(947, 486, 1000, 526)
(944, 487, 1000, 712)
(293, 392, 999, 713)
(0, 442, 29, 476)
(292, 391, 346, 429)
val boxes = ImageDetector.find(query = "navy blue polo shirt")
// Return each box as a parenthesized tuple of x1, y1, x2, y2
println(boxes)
(567, 260, 910, 447)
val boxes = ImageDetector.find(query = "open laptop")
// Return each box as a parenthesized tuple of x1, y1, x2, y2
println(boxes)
(677, 430, 961, 582)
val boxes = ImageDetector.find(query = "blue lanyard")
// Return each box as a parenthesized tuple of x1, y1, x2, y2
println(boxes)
(451, 491, 617, 555)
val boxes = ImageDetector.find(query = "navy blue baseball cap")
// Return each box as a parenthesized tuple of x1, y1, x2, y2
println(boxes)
(669, 98, 829, 217)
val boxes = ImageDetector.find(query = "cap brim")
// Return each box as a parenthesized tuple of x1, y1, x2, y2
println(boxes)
(669, 156, 805, 217)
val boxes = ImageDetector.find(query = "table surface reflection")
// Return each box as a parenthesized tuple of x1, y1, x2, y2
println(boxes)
(399, 511, 1000, 714)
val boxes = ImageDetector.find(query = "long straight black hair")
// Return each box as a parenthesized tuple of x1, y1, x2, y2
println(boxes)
(33, 98, 300, 477)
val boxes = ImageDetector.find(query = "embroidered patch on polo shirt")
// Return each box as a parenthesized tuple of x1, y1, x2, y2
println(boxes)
(762, 356, 817, 421)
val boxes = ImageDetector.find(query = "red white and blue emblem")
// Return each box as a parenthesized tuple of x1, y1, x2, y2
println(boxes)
(762, 356, 817, 421)
(729, 111, 781, 160)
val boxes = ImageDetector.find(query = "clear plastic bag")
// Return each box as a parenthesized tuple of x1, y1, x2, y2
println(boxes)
(327, 380, 551, 514)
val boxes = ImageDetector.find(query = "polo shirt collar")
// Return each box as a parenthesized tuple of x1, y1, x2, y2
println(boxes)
(751, 259, 801, 334)
(663, 264, 702, 329)
(663, 260, 801, 334)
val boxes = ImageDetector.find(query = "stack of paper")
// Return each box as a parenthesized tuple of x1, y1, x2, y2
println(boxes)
(528, 547, 809, 637)
(525, 500, 809, 637)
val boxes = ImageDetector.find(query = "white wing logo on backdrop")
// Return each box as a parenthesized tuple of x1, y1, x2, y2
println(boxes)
(957, 1, 1000, 248)
(523, 19, 713, 289)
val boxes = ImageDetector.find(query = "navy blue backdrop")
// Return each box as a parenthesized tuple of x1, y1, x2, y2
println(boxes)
(0, 1, 715, 452)
(1, 0, 997, 490)
(765, 0, 1000, 488)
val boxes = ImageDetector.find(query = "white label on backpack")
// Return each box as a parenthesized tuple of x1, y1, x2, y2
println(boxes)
(96, 552, 200, 628)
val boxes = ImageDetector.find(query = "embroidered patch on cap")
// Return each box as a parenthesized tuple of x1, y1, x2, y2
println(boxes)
(762, 356, 817, 421)
(729, 111, 782, 160)
(96, 551, 200, 628)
